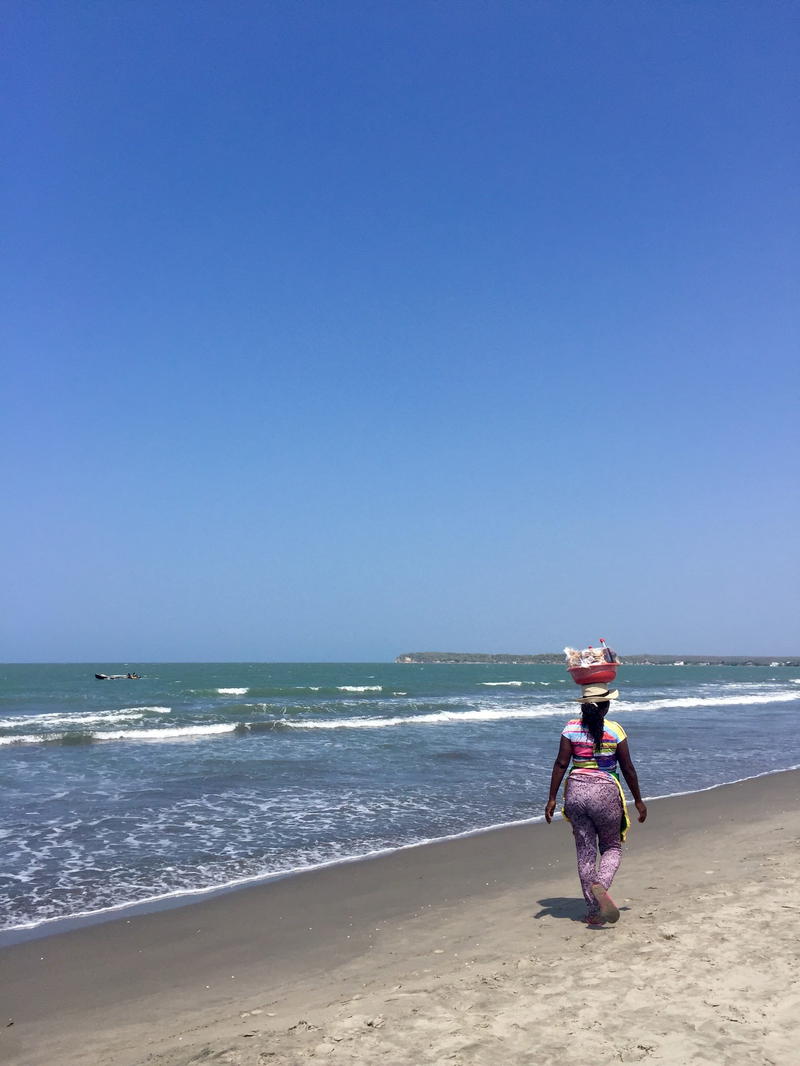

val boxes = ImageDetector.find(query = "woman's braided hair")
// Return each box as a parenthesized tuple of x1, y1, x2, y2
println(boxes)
(581, 700, 610, 751)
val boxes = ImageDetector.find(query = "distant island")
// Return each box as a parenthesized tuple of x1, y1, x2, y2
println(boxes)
(395, 652, 799, 666)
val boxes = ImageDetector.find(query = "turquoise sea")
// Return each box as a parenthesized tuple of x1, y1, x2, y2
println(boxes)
(1, 661, 798, 943)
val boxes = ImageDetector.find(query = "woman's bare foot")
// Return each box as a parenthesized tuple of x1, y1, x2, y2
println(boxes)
(591, 883, 620, 923)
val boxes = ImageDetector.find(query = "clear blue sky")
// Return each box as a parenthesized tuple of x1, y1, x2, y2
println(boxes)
(3, 2, 798, 661)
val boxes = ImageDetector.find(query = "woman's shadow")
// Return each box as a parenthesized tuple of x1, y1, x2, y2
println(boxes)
(533, 896, 629, 924)
(533, 896, 591, 921)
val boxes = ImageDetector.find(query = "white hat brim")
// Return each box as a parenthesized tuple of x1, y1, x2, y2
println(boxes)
(576, 688, 619, 702)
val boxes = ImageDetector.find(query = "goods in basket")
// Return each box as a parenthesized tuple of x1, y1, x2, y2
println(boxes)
(564, 641, 620, 686)
(564, 645, 604, 667)
(599, 638, 618, 663)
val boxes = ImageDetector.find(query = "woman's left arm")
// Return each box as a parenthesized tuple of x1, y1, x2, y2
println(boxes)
(617, 738, 647, 822)
(545, 736, 573, 823)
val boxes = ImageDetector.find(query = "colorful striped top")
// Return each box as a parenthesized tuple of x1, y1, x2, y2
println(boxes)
(561, 718, 627, 778)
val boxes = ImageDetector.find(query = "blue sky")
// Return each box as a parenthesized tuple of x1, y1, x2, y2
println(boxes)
(3, 1, 798, 661)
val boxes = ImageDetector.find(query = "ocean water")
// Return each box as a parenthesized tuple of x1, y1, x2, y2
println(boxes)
(1, 661, 798, 942)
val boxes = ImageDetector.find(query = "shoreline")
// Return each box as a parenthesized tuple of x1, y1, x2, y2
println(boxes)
(396, 655, 800, 665)
(1, 769, 798, 1065)
(3, 762, 799, 948)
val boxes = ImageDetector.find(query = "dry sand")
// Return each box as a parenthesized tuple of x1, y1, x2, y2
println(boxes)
(1, 771, 798, 1065)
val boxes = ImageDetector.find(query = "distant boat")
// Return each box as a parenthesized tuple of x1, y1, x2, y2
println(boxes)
(672, 660, 685, 666)
(95, 673, 141, 680)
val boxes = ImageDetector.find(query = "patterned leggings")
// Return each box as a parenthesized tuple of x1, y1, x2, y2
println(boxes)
(564, 773, 623, 915)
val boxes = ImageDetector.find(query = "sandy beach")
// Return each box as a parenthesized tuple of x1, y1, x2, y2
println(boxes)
(1, 770, 798, 1066)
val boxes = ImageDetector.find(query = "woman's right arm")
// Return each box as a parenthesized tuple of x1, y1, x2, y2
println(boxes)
(544, 736, 573, 823)
(616, 738, 647, 822)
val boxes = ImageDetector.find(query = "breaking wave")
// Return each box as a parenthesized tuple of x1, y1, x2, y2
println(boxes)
(1, 687, 795, 748)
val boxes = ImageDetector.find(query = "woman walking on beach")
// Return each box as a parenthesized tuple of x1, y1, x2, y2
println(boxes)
(544, 684, 647, 926)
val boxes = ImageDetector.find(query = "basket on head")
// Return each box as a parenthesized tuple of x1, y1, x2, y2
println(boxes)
(568, 663, 618, 686)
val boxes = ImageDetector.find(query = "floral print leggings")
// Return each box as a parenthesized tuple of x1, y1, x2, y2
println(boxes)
(564, 772, 623, 916)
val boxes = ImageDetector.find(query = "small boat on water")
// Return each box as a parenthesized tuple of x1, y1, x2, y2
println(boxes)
(95, 673, 141, 680)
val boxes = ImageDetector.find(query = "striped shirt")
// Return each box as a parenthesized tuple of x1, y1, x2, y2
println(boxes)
(561, 718, 627, 778)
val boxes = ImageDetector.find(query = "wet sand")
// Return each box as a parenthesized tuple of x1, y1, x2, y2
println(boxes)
(1, 770, 798, 1065)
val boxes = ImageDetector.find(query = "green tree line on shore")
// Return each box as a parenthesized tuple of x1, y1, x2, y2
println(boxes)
(395, 652, 799, 666)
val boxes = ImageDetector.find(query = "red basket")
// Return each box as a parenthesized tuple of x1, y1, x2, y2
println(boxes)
(568, 663, 618, 686)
